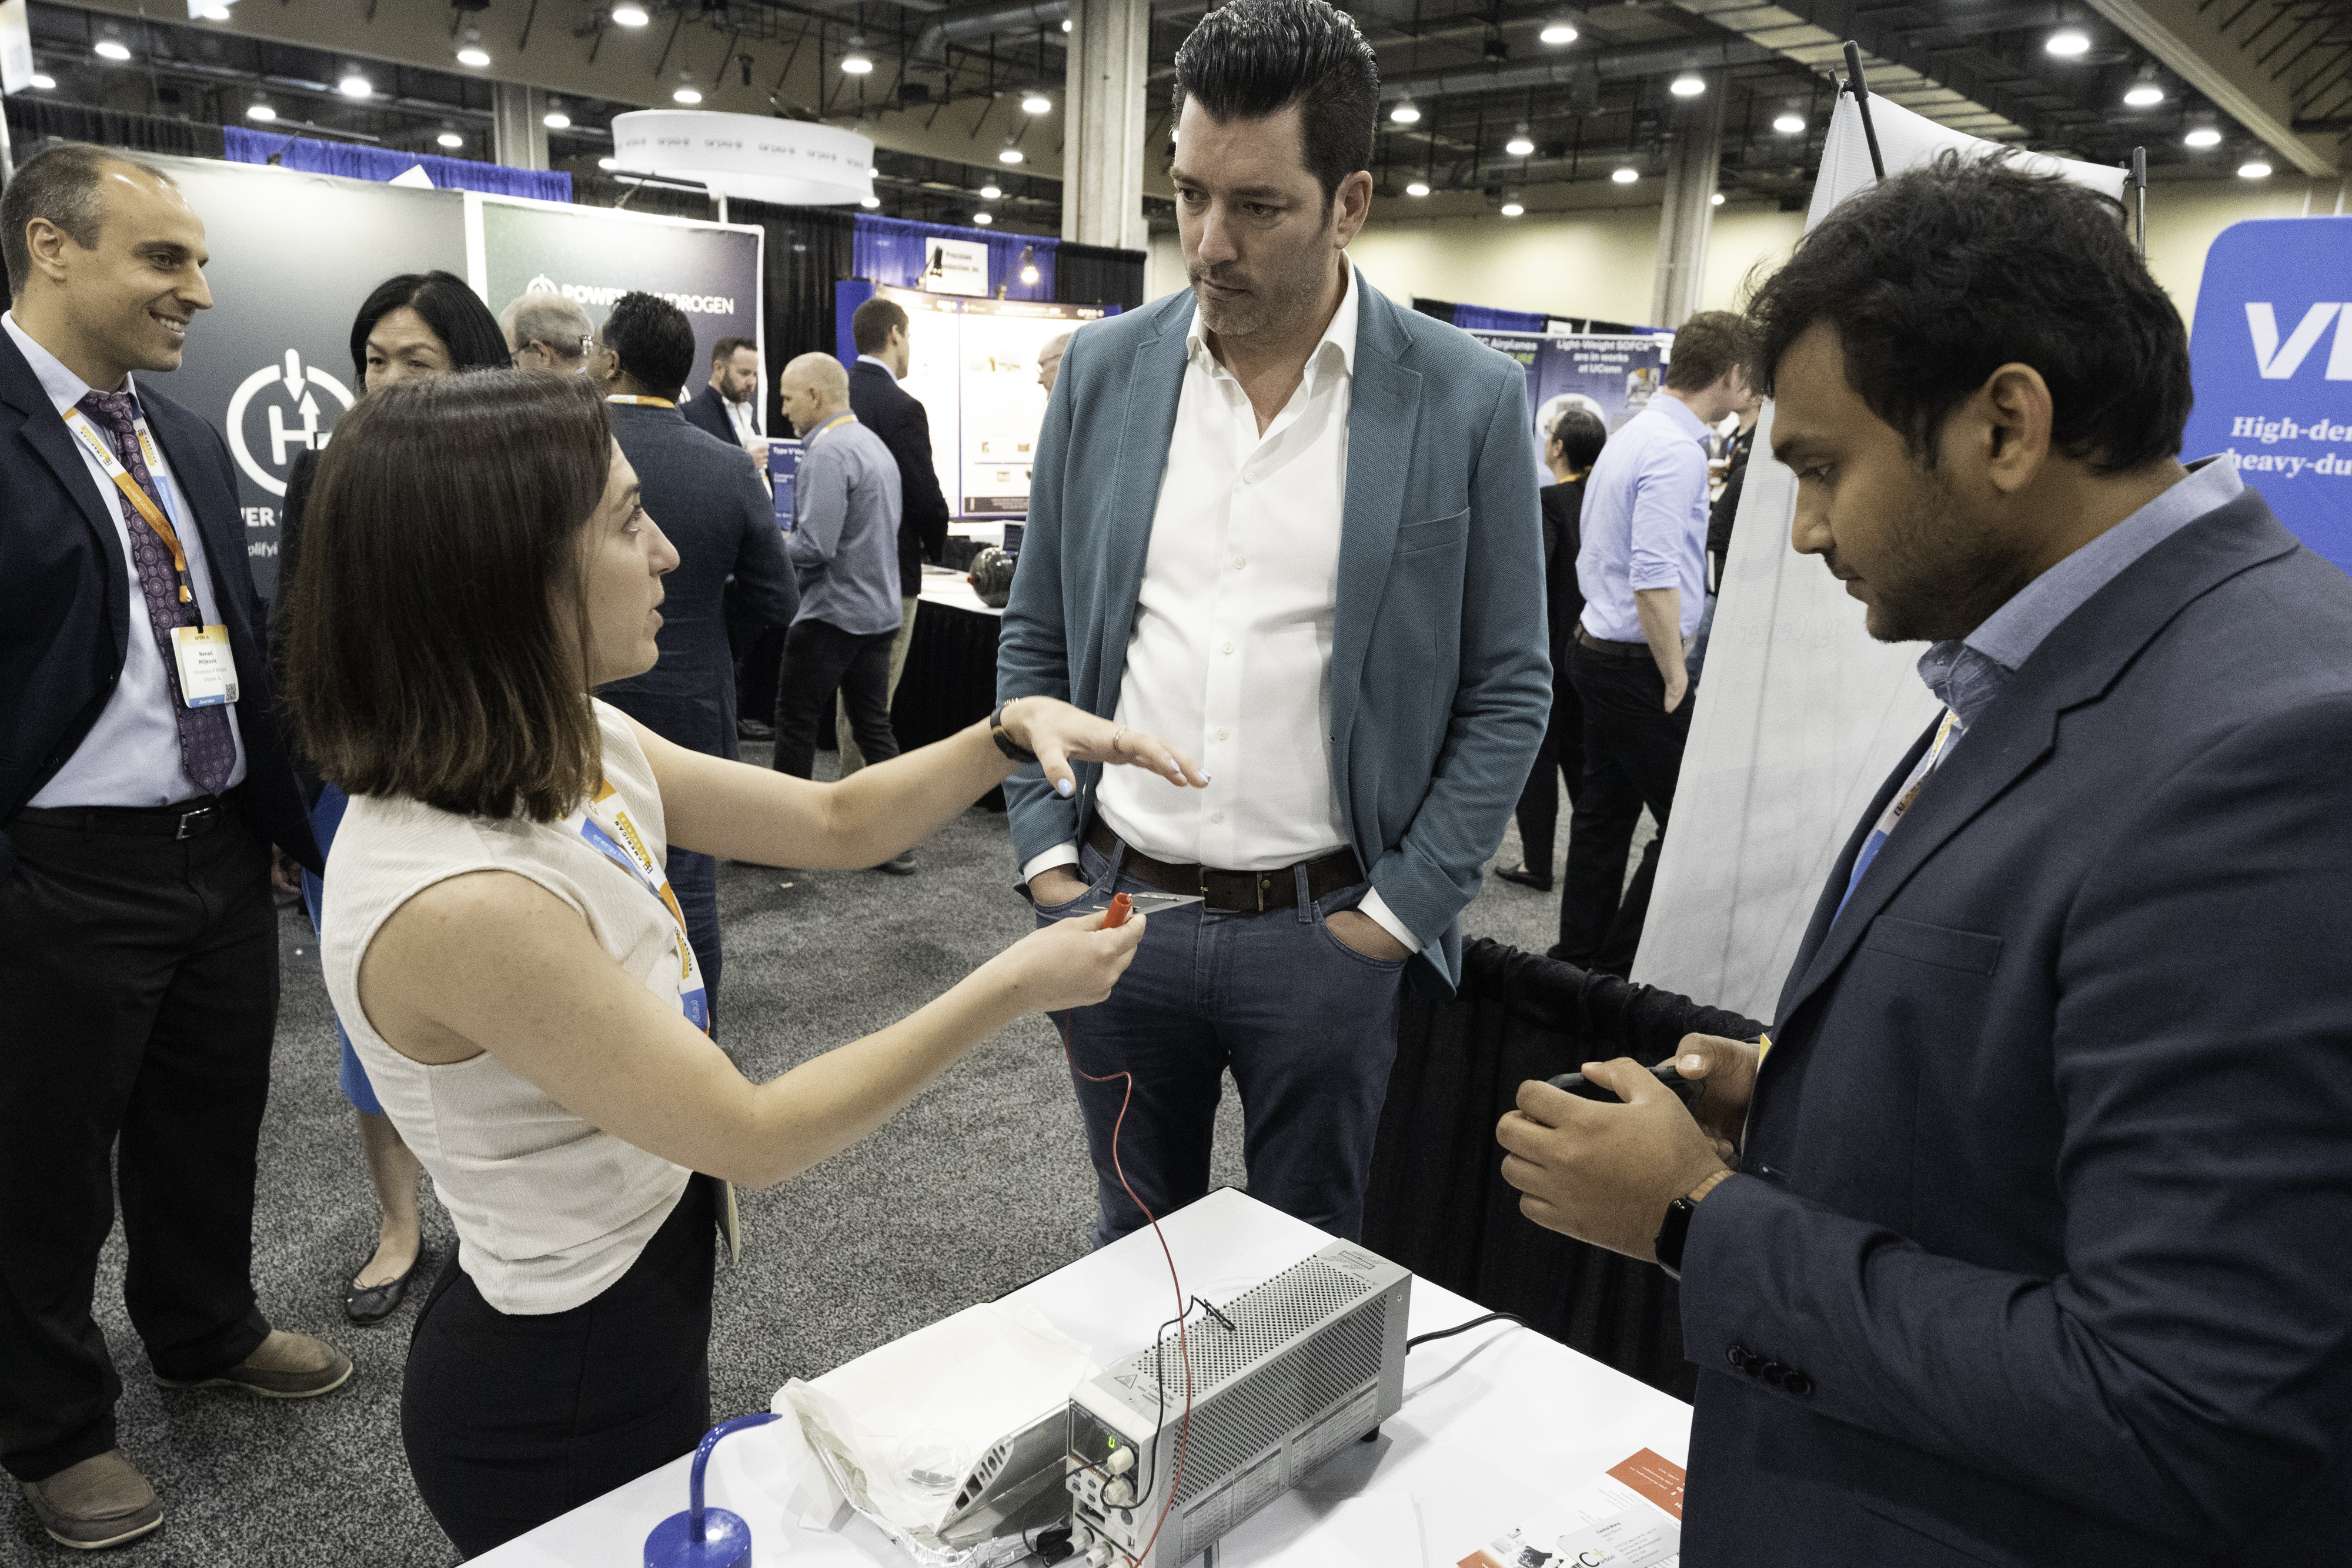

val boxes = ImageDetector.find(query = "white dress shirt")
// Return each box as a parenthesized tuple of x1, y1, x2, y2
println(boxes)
(1019, 263, 1418, 950)
(723, 391, 760, 443)
(9, 310, 248, 807)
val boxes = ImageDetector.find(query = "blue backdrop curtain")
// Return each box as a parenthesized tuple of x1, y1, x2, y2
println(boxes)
(223, 127, 571, 202)
(849, 214, 1055, 301)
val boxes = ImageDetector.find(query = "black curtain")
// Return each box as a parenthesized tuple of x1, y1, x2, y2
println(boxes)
(1054, 240, 1145, 309)
(734, 199, 856, 436)
(1362, 939, 1766, 1400)
(4, 100, 225, 162)
(1412, 296, 1458, 324)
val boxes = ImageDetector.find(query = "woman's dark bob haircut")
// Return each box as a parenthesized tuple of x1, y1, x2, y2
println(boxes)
(348, 270, 513, 386)
(285, 372, 613, 823)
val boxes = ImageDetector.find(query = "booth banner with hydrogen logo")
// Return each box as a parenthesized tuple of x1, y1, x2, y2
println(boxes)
(477, 196, 763, 394)
(2179, 216, 2352, 576)
(138, 156, 469, 600)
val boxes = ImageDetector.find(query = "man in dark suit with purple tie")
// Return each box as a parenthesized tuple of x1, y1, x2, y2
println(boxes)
(0, 142, 348, 1552)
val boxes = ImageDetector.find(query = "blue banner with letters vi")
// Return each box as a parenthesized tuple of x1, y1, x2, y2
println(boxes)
(2181, 216, 2352, 574)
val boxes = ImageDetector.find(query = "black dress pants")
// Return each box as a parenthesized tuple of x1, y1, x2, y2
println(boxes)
(1555, 641, 1694, 975)
(402, 1179, 716, 1557)
(1511, 658, 1586, 883)
(0, 803, 276, 1483)
(771, 617, 900, 780)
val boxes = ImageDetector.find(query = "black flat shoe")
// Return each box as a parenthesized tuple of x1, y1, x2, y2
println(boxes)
(1495, 865, 1553, 892)
(343, 1251, 427, 1326)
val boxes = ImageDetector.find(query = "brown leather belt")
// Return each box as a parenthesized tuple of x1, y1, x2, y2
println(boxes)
(1085, 818, 1362, 917)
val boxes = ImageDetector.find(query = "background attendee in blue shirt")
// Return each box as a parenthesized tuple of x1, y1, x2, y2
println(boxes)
(1554, 312, 1753, 974)
(769, 353, 906, 795)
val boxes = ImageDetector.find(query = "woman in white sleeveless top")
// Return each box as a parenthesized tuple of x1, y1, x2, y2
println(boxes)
(279, 372, 1204, 1556)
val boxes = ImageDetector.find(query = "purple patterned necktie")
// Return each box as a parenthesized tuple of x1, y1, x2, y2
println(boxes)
(77, 390, 236, 797)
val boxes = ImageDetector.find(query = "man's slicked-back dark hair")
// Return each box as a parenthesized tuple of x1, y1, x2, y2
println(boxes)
(1173, 0, 1378, 209)
(602, 290, 698, 401)
(1746, 149, 2190, 474)
(2, 141, 175, 300)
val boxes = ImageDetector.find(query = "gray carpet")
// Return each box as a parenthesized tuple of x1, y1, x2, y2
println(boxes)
(3, 760, 1638, 1567)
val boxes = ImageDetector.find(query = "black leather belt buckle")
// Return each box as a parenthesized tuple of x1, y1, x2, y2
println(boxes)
(175, 805, 216, 840)
(1198, 868, 1270, 916)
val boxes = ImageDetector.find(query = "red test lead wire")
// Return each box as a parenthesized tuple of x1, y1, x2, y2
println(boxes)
(1054, 943, 1190, 1568)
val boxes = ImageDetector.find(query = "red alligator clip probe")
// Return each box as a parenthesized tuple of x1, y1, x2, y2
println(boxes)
(1102, 892, 1135, 928)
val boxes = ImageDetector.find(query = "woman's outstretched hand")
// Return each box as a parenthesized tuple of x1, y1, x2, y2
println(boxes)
(1000, 697, 1209, 800)
(991, 907, 1150, 1013)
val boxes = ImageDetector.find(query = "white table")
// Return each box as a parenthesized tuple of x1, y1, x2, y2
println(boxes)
(473, 1191, 1690, 1567)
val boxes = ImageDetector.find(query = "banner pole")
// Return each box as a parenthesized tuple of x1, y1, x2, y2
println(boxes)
(1840, 42, 1886, 183)
(2131, 146, 2147, 257)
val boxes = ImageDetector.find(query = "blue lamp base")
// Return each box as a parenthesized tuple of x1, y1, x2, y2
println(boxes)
(643, 1505, 754, 1568)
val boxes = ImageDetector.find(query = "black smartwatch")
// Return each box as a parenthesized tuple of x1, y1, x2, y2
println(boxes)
(1654, 1172, 1730, 1280)
(990, 701, 1038, 764)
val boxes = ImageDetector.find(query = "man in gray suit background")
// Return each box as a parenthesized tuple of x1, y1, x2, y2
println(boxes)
(590, 292, 796, 1019)
(998, 0, 1548, 1246)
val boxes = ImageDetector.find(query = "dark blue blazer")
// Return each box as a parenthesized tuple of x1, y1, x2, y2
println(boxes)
(680, 382, 739, 449)
(1678, 490, 2352, 1565)
(847, 357, 952, 599)
(0, 325, 318, 876)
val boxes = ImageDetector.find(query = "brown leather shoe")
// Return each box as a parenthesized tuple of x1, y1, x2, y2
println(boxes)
(20, 1449, 162, 1550)
(154, 1329, 353, 1399)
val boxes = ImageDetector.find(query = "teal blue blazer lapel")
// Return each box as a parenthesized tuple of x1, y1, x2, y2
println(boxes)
(1084, 305, 1191, 710)
(1331, 287, 1424, 795)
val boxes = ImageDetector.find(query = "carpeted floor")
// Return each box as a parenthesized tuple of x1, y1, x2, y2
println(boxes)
(2, 754, 1642, 1567)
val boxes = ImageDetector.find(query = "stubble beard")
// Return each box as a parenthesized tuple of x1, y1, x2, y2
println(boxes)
(1191, 233, 1332, 344)
(1861, 466, 2040, 645)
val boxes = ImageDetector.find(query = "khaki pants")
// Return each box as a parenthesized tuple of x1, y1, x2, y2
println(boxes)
(835, 597, 919, 775)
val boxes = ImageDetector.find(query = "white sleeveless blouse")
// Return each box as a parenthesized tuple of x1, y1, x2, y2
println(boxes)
(320, 701, 697, 1315)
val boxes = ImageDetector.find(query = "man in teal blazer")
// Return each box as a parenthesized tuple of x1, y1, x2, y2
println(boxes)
(997, 0, 1548, 1245)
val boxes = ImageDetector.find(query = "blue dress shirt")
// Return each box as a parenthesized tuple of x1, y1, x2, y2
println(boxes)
(1575, 393, 1714, 643)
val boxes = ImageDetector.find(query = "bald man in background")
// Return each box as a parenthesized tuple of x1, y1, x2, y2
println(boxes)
(768, 355, 908, 808)
(1036, 330, 1071, 394)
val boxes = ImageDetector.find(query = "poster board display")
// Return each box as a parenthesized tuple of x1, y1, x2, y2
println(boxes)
(473, 194, 764, 406)
(2179, 215, 2352, 576)
(866, 285, 1106, 517)
(770, 437, 803, 531)
(1466, 332, 1671, 471)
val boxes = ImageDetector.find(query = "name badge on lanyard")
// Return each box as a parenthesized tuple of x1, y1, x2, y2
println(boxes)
(64, 407, 241, 711)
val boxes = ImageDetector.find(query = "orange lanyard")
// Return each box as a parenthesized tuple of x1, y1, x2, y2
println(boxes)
(604, 394, 677, 408)
(63, 407, 193, 603)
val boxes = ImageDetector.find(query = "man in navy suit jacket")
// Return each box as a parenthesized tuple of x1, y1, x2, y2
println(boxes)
(0, 143, 345, 1550)
(1498, 153, 2352, 1564)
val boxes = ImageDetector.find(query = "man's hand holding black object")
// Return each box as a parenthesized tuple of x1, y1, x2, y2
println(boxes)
(1498, 1055, 1732, 1262)
(1672, 1032, 1760, 1164)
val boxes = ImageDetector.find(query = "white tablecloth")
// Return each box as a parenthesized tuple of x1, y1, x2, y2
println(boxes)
(472, 1189, 1691, 1567)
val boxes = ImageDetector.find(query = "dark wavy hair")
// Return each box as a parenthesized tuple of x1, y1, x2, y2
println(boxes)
(1746, 150, 2190, 475)
(1549, 407, 1607, 473)
(286, 372, 612, 822)
(1173, 0, 1378, 209)
(348, 270, 512, 389)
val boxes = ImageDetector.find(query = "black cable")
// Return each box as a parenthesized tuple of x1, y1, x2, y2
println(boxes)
(1406, 1311, 1527, 1351)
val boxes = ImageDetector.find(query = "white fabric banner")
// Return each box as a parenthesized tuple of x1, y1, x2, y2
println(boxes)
(1630, 93, 2127, 1022)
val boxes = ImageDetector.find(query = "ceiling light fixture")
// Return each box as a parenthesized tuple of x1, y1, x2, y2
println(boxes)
(1022, 92, 1052, 115)
(458, 46, 491, 68)
(1670, 71, 1706, 97)
(599, 156, 619, 170)
(544, 104, 572, 129)
(861, 194, 881, 208)
(1390, 98, 1421, 124)
(1539, 18, 1579, 45)
(1612, 166, 1638, 184)
(1061, 17, 1072, 31)
(2239, 158, 2273, 179)
(2044, 28, 2090, 56)
(2123, 66, 2163, 108)
(999, 148, 1024, 164)
(95, 38, 132, 61)
(29, 72, 55, 90)
(981, 183, 1003, 199)
(612, 3, 650, 25)
(1020, 245, 1040, 285)
(1773, 111, 1805, 134)
(674, 85, 703, 103)
(1506, 124, 1535, 157)
(1710, 191, 1725, 205)
(244, 99, 275, 121)
(1406, 180, 1431, 196)
(841, 37, 875, 75)
(339, 70, 372, 98)
(437, 131, 465, 149)
(1500, 200, 1525, 217)
(974, 212, 994, 225)
(2183, 125, 2222, 148)
(191, 2, 232, 19)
